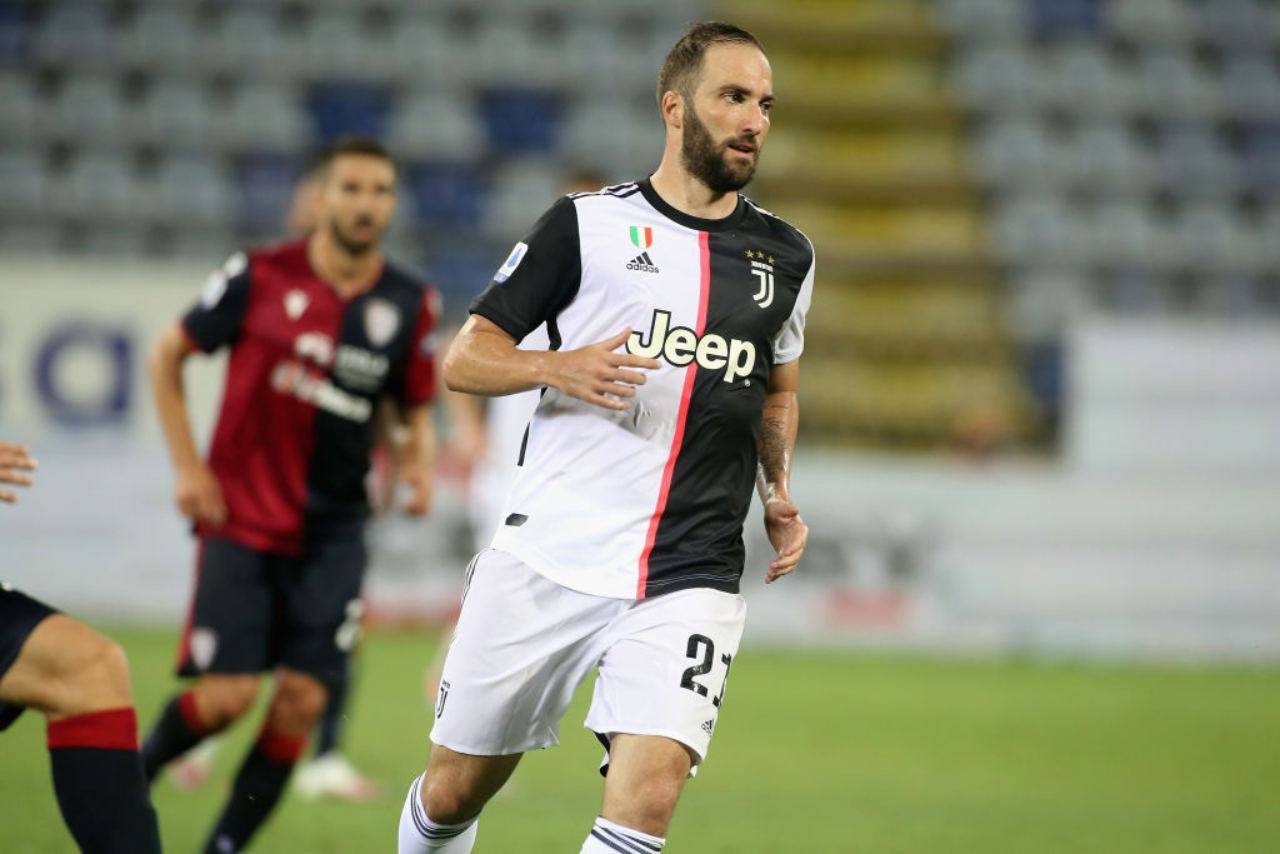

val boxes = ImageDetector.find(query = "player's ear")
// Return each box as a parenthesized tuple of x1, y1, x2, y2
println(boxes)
(661, 90, 683, 130)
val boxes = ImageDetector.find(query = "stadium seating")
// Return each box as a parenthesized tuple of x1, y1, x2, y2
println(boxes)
(947, 0, 1278, 325)
(0, 0, 697, 273)
(0, 0, 1276, 450)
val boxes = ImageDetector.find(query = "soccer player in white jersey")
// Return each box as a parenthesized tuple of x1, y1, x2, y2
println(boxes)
(398, 22, 813, 853)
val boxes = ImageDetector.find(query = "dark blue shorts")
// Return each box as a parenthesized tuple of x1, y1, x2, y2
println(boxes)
(0, 584, 58, 731)
(175, 519, 367, 686)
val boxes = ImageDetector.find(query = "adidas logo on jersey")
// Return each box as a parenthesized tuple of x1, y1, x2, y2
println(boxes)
(628, 309, 757, 384)
(626, 252, 660, 274)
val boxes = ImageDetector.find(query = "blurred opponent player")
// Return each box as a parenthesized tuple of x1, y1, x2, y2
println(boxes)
(168, 152, 387, 803)
(0, 442, 163, 852)
(399, 22, 813, 853)
(142, 136, 439, 853)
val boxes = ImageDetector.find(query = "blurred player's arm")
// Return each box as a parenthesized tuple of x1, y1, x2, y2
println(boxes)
(149, 324, 227, 527)
(0, 441, 37, 504)
(444, 315, 658, 411)
(396, 403, 435, 517)
(435, 326, 487, 481)
(757, 360, 807, 584)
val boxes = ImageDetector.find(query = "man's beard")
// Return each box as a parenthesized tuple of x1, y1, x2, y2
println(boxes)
(328, 216, 379, 256)
(680, 104, 758, 195)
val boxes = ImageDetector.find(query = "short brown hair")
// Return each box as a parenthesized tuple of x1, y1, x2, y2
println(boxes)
(656, 21, 764, 106)
(314, 135, 397, 177)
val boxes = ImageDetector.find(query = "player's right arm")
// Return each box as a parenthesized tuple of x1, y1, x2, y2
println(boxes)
(150, 253, 251, 527)
(149, 324, 226, 527)
(444, 197, 658, 410)
(444, 317, 657, 411)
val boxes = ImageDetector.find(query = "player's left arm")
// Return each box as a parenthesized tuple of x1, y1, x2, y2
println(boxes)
(397, 403, 435, 517)
(757, 360, 807, 584)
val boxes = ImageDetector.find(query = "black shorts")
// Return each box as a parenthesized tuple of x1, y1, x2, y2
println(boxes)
(175, 518, 367, 686)
(0, 584, 58, 731)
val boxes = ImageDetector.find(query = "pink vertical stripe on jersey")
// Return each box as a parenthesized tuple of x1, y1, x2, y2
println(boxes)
(636, 230, 711, 598)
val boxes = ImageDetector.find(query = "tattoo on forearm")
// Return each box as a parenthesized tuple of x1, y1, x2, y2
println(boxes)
(757, 402, 791, 490)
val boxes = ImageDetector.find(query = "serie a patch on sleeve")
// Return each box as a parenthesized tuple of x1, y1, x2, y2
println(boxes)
(494, 241, 528, 284)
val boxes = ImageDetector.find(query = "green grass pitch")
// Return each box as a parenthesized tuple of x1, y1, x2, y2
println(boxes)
(1, 627, 1277, 852)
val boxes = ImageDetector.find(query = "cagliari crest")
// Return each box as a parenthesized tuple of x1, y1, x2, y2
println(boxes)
(364, 298, 400, 346)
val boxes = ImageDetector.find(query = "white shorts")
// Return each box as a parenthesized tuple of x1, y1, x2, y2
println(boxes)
(430, 548, 746, 767)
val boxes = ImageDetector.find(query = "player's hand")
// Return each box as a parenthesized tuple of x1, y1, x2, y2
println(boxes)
(175, 462, 227, 527)
(0, 442, 37, 504)
(401, 464, 432, 517)
(763, 496, 807, 584)
(439, 430, 486, 483)
(548, 328, 660, 411)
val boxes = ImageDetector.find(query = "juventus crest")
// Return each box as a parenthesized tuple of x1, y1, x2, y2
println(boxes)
(745, 250, 775, 309)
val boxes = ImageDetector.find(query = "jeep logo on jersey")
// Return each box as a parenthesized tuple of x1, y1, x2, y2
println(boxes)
(364, 298, 399, 346)
(627, 309, 756, 384)
(629, 225, 653, 249)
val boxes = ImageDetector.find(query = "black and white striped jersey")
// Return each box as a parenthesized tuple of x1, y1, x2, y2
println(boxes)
(470, 178, 815, 599)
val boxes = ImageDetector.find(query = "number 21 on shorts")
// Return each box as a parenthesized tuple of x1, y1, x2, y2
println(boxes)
(679, 633, 733, 709)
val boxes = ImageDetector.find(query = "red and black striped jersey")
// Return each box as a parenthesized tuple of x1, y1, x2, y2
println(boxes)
(470, 179, 814, 600)
(182, 239, 438, 555)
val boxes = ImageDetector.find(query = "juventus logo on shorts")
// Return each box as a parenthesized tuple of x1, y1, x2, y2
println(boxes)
(435, 680, 450, 719)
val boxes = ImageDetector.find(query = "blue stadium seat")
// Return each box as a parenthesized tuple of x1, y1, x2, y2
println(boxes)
(407, 162, 488, 229)
(1028, 0, 1102, 38)
(0, 1, 31, 67)
(308, 83, 393, 142)
(122, 7, 197, 71)
(1154, 125, 1238, 198)
(424, 247, 500, 317)
(1106, 0, 1195, 45)
(484, 157, 561, 239)
(137, 80, 217, 151)
(971, 119, 1063, 188)
(1196, 0, 1275, 51)
(0, 148, 47, 214)
(34, 2, 115, 69)
(479, 89, 562, 154)
(389, 93, 488, 162)
(1240, 124, 1280, 194)
(236, 153, 304, 235)
(0, 72, 37, 139)
(221, 84, 310, 153)
(1219, 56, 1280, 122)
(938, 0, 1028, 40)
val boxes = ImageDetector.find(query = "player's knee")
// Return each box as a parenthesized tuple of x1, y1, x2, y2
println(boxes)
(61, 630, 133, 714)
(198, 675, 261, 726)
(421, 773, 482, 825)
(269, 673, 327, 730)
(627, 773, 683, 828)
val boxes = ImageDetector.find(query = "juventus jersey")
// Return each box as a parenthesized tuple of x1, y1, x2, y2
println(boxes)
(471, 178, 814, 599)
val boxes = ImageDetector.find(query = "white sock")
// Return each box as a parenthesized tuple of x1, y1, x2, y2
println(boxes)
(580, 816, 666, 852)
(398, 774, 478, 853)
